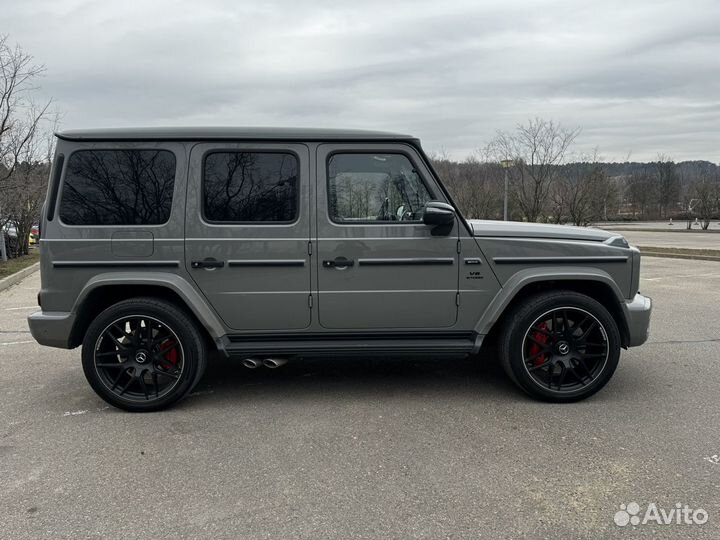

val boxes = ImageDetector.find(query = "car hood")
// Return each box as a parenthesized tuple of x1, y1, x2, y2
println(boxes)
(468, 220, 616, 242)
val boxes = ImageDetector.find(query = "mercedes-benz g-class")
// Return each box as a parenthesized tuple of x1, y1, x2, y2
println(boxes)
(28, 127, 651, 411)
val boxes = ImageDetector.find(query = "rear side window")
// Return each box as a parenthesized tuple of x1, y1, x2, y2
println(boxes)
(59, 150, 176, 226)
(203, 152, 298, 223)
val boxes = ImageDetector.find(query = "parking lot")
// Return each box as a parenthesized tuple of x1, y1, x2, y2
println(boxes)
(1, 257, 719, 539)
(614, 230, 720, 250)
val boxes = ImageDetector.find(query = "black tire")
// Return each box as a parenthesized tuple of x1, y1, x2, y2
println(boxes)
(499, 291, 621, 402)
(81, 297, 207, 412)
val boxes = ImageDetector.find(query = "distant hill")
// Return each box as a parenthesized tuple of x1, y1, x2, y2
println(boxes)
(595, 160, 717, 179)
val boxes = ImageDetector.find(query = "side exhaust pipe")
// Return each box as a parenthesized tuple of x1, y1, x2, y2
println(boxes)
(242, 358, 262, 369)
(263, 358, 288, 369)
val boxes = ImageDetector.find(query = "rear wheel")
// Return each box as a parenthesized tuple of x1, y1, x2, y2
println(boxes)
(81, 298, 207, 412)
(499, 291, 621, 402)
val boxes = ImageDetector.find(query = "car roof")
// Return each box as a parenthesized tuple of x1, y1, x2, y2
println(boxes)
(55, 126, 419, 143)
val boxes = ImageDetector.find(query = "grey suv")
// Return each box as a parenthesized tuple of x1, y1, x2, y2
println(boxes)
(28, 127, 652, 411)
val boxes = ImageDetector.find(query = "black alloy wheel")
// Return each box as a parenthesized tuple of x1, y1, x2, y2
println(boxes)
(522, 307, 609, 393)
(93, 315, 185, 402)
(82, 298, 206, 412)
(499, 291, 621, 402)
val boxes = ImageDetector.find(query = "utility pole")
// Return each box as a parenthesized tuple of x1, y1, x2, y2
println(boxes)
(501, 159, 513, 221)
(0, 200, 7, 262)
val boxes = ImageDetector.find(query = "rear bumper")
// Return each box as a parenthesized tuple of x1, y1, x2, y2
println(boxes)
(27, 311, 75, 349)
(624, 293, 652, 347)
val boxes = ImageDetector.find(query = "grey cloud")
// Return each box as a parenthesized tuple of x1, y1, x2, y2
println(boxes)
(2, 0, 718, 161)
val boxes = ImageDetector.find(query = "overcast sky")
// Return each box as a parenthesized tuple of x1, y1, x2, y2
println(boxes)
(2, 0, 718, 161)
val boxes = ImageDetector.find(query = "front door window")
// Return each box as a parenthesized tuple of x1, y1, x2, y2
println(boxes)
(327, 153, 432, 223)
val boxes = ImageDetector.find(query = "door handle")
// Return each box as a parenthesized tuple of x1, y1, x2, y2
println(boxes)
(323, 257, 354, 268)
(191, 258, 225, 269)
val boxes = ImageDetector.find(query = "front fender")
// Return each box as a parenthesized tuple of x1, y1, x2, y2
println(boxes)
(474, 266, 627, 336)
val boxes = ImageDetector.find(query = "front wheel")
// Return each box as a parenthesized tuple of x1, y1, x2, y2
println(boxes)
(499, 291, 621, 402)
(81, 298, 207, 412)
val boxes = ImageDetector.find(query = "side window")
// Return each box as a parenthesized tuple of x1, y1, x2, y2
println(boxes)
(59, 150, 176, 226)
(328, 153, 432, 222)
(203, 152, 298, 223)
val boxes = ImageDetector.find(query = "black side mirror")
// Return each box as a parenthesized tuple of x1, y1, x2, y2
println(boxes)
(422, 201, 455, 235)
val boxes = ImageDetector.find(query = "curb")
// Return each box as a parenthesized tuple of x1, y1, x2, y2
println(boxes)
(0, 262, 40, 293)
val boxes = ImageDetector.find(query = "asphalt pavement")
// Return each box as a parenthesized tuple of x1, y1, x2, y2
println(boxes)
(1, 258, 720, 539)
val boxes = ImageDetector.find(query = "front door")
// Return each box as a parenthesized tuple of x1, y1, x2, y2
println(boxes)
(315, 144, 459, 330)
(185, 143, 311, 331)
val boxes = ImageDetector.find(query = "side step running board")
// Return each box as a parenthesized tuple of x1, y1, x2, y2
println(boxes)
(217, 333, 480, 358)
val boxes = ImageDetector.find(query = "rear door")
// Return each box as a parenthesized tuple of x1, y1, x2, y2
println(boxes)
(315, 143, 459, 330)
(185, 143, 311, 331)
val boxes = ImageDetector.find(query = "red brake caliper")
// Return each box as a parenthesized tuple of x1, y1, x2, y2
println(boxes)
(528, 321, 550, 365)
(158, 338, 179, 370)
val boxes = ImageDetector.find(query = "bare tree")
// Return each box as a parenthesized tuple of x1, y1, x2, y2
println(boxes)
(488, 118, 579, 222)
(690, 170, 720, 230)
(2, 116, 57, 256)
(0, 35, 51, 261)
(432, 150, 504, 219)
(626, 164, 657, 219)
(654, 154, 680, 218)
(553, 150, 616, 226)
